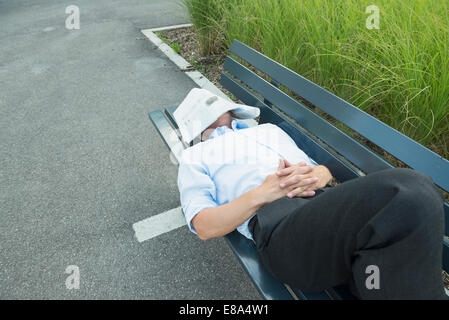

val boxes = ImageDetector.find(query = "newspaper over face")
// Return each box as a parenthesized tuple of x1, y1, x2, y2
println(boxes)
(173, 88, 260, 144)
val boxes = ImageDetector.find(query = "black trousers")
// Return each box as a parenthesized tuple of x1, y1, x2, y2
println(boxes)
(249, 168, 447, 299)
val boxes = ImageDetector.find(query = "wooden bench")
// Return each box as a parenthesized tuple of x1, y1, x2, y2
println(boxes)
(149, 39, 449, 300)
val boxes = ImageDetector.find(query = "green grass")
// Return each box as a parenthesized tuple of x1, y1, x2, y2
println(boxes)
(155, 32, 181, 54)
(189, 57, 207, 75)
(180, 0, 449, 158)
(179, 0, 229, 55)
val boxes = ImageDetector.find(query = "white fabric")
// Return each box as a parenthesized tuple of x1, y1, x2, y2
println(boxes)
(177, 122, 316, 240)
(173, 88, 260, 144)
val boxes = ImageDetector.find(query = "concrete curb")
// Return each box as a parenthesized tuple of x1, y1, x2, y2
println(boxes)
(141, 24, 232, 102)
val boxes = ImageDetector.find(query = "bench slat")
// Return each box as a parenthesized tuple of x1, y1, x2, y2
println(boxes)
(149, 110, 185, 163)
(229, 40, 449, 192)
(165, 107, 179, 129)
(445, 205, 449, 238)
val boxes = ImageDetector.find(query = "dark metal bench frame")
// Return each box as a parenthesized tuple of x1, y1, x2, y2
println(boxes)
(149, 39, 449, 300)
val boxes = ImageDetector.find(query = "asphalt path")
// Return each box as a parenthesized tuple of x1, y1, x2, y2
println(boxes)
(0, 0, 260, 299)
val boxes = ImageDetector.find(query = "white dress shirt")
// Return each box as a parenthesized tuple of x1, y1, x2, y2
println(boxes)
(177, 120, 315, 240)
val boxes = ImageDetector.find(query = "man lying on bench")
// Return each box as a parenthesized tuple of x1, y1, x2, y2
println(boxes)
(175, 88, 447, 300)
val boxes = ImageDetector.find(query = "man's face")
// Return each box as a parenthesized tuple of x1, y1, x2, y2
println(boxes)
(209, 111, 232, 129)
(201, 111, 232, 141)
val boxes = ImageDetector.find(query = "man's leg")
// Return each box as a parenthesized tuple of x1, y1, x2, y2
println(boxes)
(255, 168, 447, 299)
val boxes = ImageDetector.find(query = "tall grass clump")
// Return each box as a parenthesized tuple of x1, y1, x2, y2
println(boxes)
(182, 0, 449, 158)
(180, 0, 230, 55)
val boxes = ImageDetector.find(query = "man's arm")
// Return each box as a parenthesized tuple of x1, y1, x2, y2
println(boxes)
(192, 187, 264, 240)
(192, 163, 319, 240)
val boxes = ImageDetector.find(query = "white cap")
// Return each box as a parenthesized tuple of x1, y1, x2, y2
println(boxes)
(173, 88, 260, 144)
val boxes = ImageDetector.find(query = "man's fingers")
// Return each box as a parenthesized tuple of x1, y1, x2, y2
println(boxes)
(298, 176, 319, 187)
(286, 184, 316, 198)
(277, 159, 286, 171)
(280, 174, 318, 189)
(280, 174, 302, 188)
(284, 159, 295, 168)
(276, 166, 294, 177)
(277, 164, 313, 177)
(287, 188, 315, 198)
(278, 159, 306, 169)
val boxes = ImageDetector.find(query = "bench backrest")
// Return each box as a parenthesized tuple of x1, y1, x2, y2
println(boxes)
(219, 40, 449, 276)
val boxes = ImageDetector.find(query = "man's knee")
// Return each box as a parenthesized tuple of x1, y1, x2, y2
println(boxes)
(385, 168, 444, 225)
(387, 168, 442, 201)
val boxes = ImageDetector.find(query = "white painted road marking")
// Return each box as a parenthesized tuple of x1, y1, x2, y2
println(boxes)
(133, 206, 186, 242)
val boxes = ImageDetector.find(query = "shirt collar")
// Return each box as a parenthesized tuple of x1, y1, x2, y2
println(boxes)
(209, 120, 249, 140)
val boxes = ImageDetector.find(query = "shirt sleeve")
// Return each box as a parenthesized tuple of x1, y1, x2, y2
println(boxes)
(177, 160, 218, 235)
